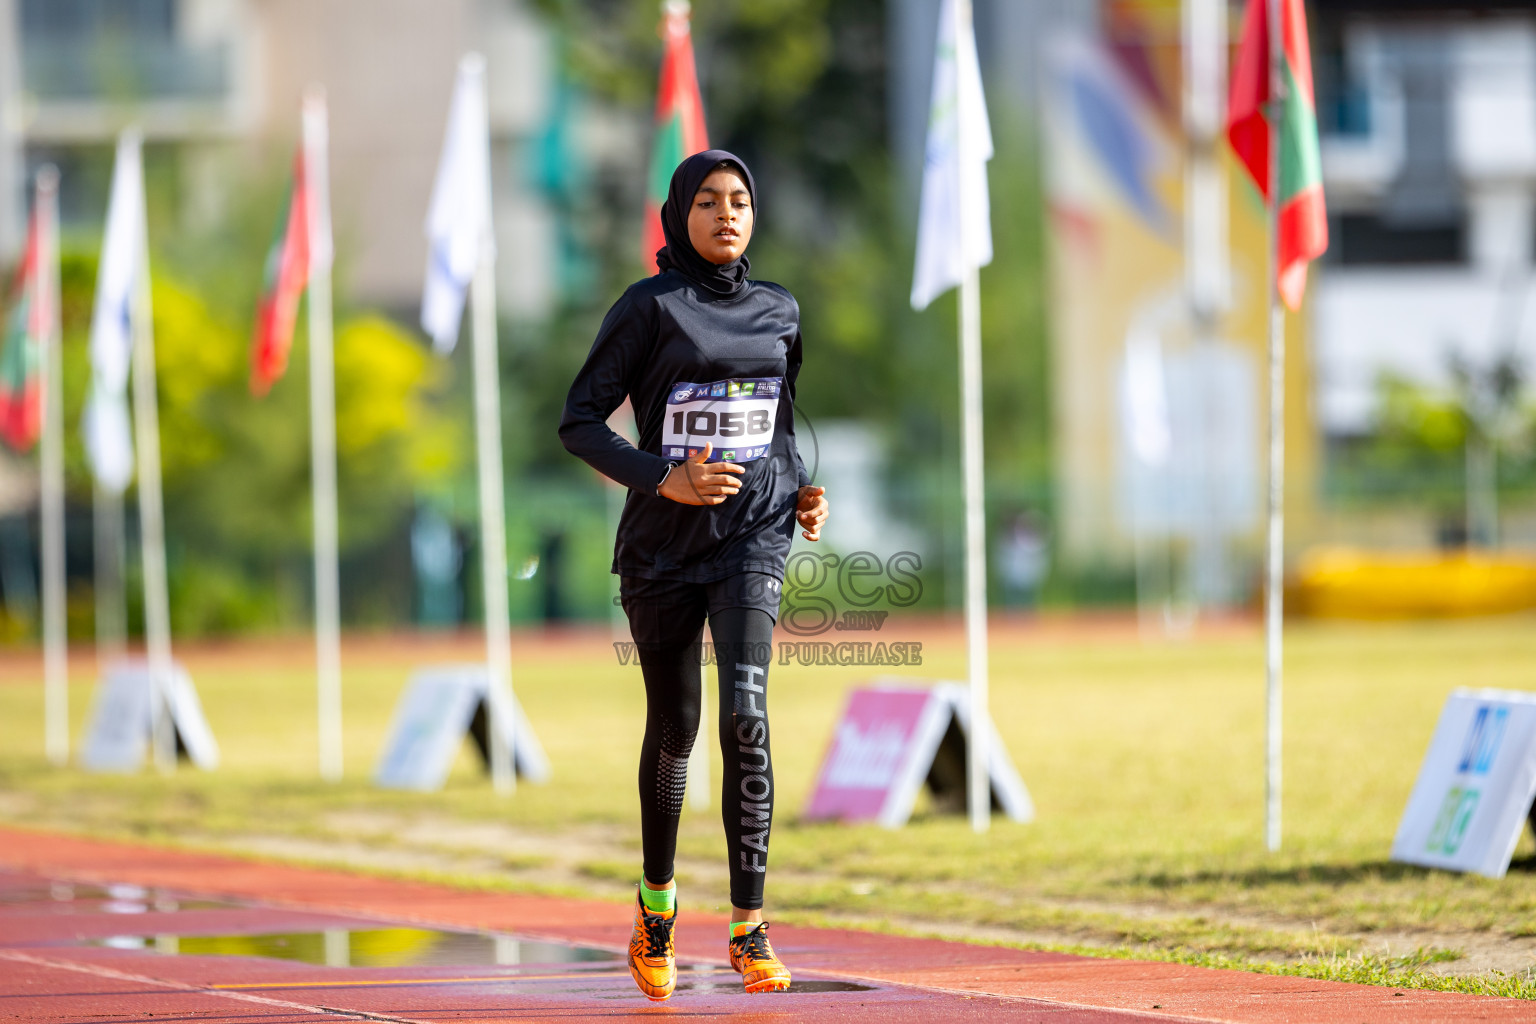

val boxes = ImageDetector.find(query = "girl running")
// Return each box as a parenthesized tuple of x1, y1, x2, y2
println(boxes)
(559, 149, 828, 1000)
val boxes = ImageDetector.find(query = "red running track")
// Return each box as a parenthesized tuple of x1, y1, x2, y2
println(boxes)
(0, 827, 1527, 1023)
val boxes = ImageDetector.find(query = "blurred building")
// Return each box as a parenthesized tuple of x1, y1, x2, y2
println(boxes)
(1022, 0, 1317, 608)
(1313, 1, 1536, 435)
(890, 0, 1536, 584)
(0, 0, 564, 317)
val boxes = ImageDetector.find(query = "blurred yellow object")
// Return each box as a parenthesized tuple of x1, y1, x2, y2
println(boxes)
(1289, 548, 1536, 619)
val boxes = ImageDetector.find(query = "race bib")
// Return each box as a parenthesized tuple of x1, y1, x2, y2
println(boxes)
(663, 377, 782, 462)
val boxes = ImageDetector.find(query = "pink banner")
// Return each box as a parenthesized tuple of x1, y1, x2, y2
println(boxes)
(803, 686, 938, 822)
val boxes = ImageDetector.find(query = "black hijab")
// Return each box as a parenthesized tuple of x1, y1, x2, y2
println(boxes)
(655, 149, 757, 298)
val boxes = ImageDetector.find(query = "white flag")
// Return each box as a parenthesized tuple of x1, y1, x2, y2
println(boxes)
(910, 0, 993, 312)
(84, 130, 145, 495)
(422, 54, 494, 353)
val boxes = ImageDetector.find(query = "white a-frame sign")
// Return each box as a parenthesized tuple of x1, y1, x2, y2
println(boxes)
(81, 660, 219, 772)
(1392, 688, 1536, 878)
(375, 664, 549, 790)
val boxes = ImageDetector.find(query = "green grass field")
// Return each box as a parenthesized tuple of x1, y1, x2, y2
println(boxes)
(2, 613, 1535, 997)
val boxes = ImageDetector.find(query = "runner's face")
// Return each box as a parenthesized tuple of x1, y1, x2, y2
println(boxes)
(687, 168, 753, 265)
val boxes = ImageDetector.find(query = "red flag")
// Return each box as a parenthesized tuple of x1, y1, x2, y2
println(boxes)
(0, 211, 45, 451)
(1227, 0, 1328, 310)
(643, 2, 709, 270)
(251, 150, 310, 395)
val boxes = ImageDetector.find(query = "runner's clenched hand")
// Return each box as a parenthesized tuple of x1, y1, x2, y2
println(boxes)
(796, 485, 828, 541)
(660, 442, 745, 505)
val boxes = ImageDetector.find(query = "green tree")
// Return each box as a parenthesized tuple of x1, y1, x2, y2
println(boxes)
(47, 244, 462, 635)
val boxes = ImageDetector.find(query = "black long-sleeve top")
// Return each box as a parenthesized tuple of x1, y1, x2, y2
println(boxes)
(559, 270, 812, 583)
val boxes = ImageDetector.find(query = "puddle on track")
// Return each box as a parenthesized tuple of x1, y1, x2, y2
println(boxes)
(91, 930, 877, 993)
(4, 874, 613, 967)
(94, 927, 620, 967)
(9, 873, 875, 994)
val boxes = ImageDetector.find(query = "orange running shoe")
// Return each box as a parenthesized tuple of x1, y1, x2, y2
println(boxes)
(729, 921, 791, 993)
(627, 891, 677, 1001)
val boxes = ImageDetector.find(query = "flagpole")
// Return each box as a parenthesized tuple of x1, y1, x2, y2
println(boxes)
(420, 53, 516, 792)
(36, 165, 66, 767)
(93, 481, 127, 670)
(303, 89, 343, 783)
(126, 130, 175, 774)
(463, 55, 515, 794)
(1263, 0, 1286, 853)
(951, 0, 990, 835)
(87, 132, 138, 679)
(472, 230, 515, 795)
(960, 264, 989, 834)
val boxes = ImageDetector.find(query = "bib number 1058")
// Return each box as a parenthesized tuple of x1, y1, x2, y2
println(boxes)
(670, 408, 772, 438)
(663, 376, 782, 462)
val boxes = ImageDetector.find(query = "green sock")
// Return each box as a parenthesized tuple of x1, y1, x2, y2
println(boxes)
(639, 879, 675, 915)
(730, 920, 761, 939)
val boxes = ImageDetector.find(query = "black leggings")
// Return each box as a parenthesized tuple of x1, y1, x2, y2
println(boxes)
(622, 577, 778, 910)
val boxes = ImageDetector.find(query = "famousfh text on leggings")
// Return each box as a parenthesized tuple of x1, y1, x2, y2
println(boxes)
(734, 660, 771, 875)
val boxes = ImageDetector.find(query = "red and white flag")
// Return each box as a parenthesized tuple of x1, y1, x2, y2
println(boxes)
(1227, 0, 1328, 310)
(643, 1, 709, 270)
(0, 203, 50, 452)
(251, 113, 331, 395)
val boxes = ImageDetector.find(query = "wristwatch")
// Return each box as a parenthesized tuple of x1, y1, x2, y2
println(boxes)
(656, 461, 678, 496)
